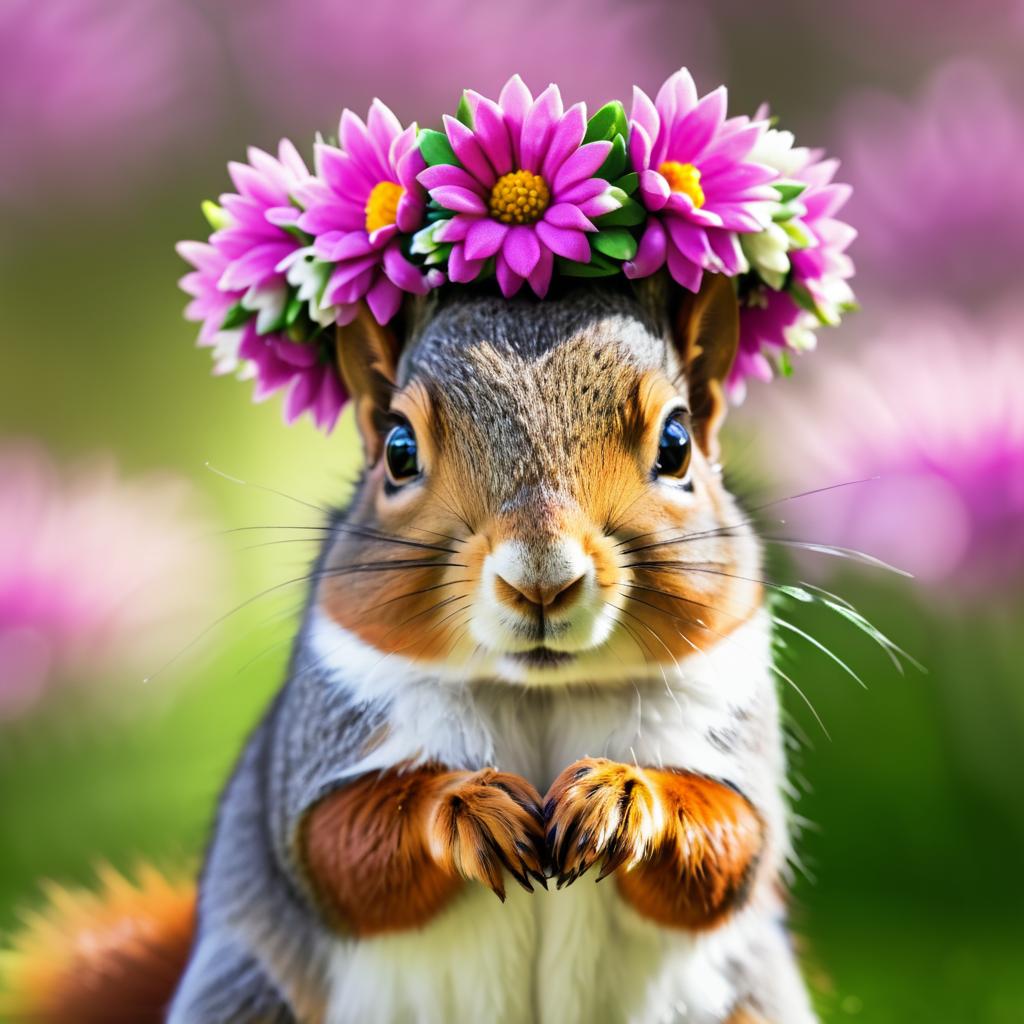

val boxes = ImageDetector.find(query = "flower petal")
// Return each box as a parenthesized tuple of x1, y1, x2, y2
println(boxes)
(495, 251, 525, 297)
(520, 84, 563, 173)
(429, 185, 488, 215)
(666, 243, 704, 291)
(666, 217, 713, 267)
(498, 74, 534, 153)
(639, 168, 671, 211)
(551, 140, 612, 192)
(541, 104, 586, 181)
(502, 225, 541, 277)
(668, 85, 726, 162)
(464, 218, 510, 261)
(543, 203, 595, 231)
(418, 164, 486, 194)
(448, 243, 487, 283)
(536, 221, 590, 262)
(528, 245, 554, 298)
(469, 93, 514, 176)
(383, 242, 429, 294)
(366, 274, 403, 324)
(624, 219, 668, 279)
(443, 115, 496, 186)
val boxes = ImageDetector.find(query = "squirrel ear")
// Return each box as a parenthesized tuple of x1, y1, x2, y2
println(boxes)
(335, 302, 402, 462)
(672, 274, 739, 461)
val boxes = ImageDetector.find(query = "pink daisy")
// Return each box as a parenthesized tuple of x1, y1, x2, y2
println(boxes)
(236, 322, 347, 433)
(625, 68, 779, 291)
(733, 153, 856, 402)
(211, 139, 312, 331)
(295, 100, 434, 325)
(418, 75, 621, 298)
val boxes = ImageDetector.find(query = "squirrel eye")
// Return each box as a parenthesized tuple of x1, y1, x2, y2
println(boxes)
(655, 411, 692, 481)
(384, 421, 420, 484)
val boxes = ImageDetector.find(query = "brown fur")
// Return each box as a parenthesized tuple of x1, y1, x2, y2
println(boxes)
(300, 765, 545, 935)
(726, 1010, 772, 1024)
(545, 758, 763, 930)
(0, 865, 195, 1024)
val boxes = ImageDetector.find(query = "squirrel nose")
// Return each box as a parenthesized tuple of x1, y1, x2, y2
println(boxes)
(494, 571, 587, 616)
(489, 538, 591, 619)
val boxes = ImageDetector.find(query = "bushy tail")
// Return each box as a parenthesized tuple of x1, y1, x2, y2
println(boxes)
(0, 863, 196, 1024)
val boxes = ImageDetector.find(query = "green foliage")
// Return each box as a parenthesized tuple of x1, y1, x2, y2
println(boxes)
(418, 128, 460, 168)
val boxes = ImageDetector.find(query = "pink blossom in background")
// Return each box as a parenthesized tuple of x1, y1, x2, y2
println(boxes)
(0, 0, 220, 205)
(221, 0, 720, 133)
(752, 309, 1024, 600)
(0, 445, 226, 719)
(839, 60, 1024, 304)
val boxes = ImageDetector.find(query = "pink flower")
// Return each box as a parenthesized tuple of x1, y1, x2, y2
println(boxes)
(754, 307, 1024, 600)
(295, 101, 434, 325)
(0, 0, 220, 204)
(419, 76, 620, 298)
(237, 322, 347, 433)
(212, 140, 312, 329)
(626, 68, 778, 291)
(0, 444, 226, 720)
(175, 239, 244, 376)
(840, 60, 1024, 304)
(732, 152, 856, 402)
(178, 141, 347, 431)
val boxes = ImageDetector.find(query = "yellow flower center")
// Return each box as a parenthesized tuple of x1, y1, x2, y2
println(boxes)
(658, 160, 705, 208)
(488, 169, 550, 225)
(365, 180, 405, 233)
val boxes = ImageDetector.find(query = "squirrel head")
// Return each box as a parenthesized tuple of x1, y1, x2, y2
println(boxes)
(317, 275, 761, 685)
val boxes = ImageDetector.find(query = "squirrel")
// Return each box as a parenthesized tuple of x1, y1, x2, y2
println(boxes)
(1, 274, 818, 1024)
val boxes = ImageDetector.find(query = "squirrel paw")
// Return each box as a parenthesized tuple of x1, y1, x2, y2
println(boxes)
(544, 758, 662, 888)
(429, 769, 547, 900)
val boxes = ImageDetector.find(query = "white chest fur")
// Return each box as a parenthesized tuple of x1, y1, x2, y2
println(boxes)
(309, 609, 799, 1024)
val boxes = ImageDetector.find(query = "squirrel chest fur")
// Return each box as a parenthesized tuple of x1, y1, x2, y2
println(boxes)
(169, 278, 818, 1024)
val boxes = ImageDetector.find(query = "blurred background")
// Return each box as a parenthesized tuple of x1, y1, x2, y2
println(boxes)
(1, 1, 1022, 1020)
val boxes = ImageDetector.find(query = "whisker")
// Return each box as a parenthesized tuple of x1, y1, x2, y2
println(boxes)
(615, 477, 880, 553)
(771, 663, 831, 741)
(205, 461, 332, 515)
(773, 616, 867, 690)
(759, 537, 912, 578)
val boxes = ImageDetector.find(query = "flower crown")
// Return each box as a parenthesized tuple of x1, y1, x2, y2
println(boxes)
(177, 69, 856, 432)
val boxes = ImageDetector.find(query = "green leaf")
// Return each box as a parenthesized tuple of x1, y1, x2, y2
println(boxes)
(781, 219, 814, 249)
(613, 171, 639, 195)
(456, 92, 474, 129)
(595, 134, 627, 180)
(584, 101, 627, 144)
(423, 243, 453, 267)
(777, 350, 793, 377)
(557, 253, 620, 278)
(220, 301, 253, 331)
(774, 181, 807, 203)
(418, 129, 460, 168)
(595, 196, 646, 227)
(279, 221, 311, 243)
(789, 283, 831, 326)
(201, 200, 229, 231)
(285, 293, 304, 327)
(591, 227, 637, 261)
(426, 205, 456, 223)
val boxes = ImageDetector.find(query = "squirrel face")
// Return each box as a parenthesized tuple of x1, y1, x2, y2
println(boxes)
(317, 279, 761, 686)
